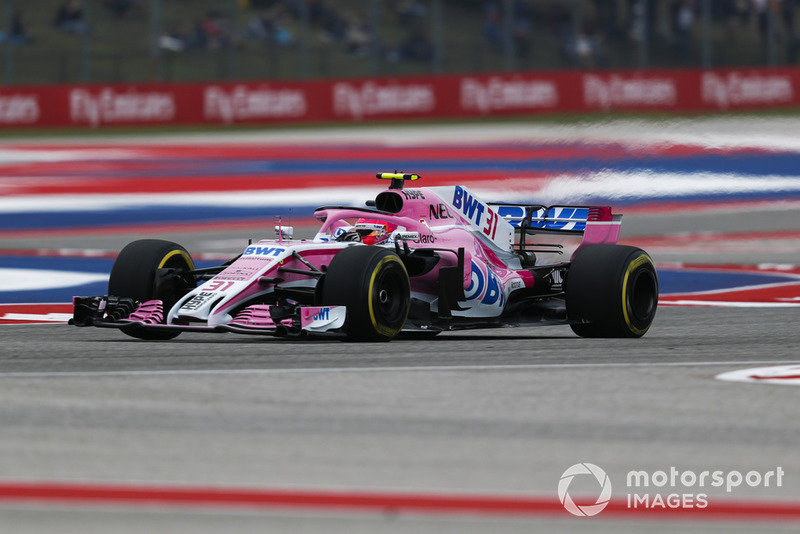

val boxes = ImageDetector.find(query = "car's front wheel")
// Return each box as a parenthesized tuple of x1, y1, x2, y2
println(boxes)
(321, 246, 410, 341)
(108, 239, 195, 340)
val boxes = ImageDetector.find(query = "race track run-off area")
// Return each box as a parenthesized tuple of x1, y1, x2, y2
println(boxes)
(1, 119, 800, 533)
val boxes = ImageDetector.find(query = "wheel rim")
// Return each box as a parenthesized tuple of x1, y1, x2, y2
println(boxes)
(628, 268, 658, 326)
(375, 268, 406, 325)
(154, 251, 194, 309)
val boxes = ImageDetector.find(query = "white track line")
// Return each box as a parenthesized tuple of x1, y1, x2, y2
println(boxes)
(2, 360, 800, 378)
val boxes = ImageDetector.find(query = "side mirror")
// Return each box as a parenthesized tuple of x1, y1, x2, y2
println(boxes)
(275, 225, 294, 239)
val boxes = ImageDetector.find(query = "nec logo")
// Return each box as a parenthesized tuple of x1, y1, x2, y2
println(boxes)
(243, 246, 285, 257)
(429, 203, 454, 220)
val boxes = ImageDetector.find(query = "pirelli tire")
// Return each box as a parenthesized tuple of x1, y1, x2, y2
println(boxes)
(566, 245, 658, 338)
(321, 246, 411, 342)
(108, 239, 196, 340)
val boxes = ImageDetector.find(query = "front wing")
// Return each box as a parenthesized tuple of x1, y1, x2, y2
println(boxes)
(71, 296, 348, 338)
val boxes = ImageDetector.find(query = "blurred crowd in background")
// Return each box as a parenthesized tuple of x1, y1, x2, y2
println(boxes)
(1, 0, 800, 85)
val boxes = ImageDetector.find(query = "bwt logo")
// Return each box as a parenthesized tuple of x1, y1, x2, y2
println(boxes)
(465, 261, 504, 307)
(452, 185, 485, 226)
(312, 308, 330, 321)
(558, 463, 612, 517)
(243, 246, 284, 257)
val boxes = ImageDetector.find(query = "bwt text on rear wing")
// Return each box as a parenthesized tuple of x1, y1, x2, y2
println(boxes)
(489, 204, 619, 234)
(489, 203, 622, 258)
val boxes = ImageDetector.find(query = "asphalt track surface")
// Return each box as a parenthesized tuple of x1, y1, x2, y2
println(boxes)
(2, 119, 800, 532)
(2, 308, 800, 533)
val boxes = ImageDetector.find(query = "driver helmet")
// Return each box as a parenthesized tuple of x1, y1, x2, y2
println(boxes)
(354, 218, 397, 245)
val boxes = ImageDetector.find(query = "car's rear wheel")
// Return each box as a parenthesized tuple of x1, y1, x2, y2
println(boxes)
(566, 245, 658, 338)
(321, 246, 410, 341)
(108, 239, 195, 340)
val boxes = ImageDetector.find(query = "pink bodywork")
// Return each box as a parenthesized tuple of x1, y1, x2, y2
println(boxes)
(127, 300, 164, 324)
(312, 186, 620, 315)
(570, 207, 622, 259)
(229, 304, 293, 329)
(165, 184, 621, 326)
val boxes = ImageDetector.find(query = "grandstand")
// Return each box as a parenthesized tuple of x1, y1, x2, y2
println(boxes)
(1, 1, 797, 86)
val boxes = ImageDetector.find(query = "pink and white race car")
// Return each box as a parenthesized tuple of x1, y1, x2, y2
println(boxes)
(72, 173, 658, 341)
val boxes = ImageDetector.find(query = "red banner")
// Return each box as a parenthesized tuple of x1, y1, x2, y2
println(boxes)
(1, 67, 799, 129)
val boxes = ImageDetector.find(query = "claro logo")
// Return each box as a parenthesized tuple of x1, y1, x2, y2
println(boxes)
(204, 85, 307, 124)
(460, 77, 558, 114)
(702, 72, 794, 109)
(0, 94, 39, 124)
(584, 74, 677, 109)
(333, 82, 435, 119)
(70, 88, 175, 127)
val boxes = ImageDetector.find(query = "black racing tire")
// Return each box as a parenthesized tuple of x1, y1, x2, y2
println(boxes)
(108, 239, 195, 340)
(321, 246, 410, 341)
(566, 245, 658, 338)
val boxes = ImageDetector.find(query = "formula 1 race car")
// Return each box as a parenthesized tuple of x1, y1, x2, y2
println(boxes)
(72, 173, 658, 341)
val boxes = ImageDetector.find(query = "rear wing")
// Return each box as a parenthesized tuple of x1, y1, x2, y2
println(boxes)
(488, 203, 622, 255)
(488, 204, 617, 234)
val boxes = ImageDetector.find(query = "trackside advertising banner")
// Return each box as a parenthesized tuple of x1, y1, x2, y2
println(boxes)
(1, 67, 799, 128)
